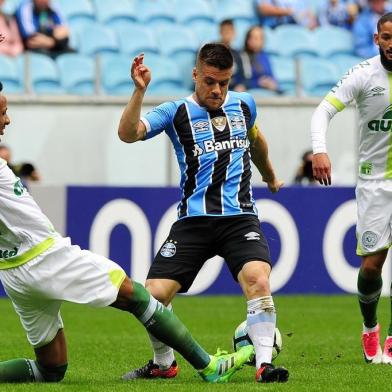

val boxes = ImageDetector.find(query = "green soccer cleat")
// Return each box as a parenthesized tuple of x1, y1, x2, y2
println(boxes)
(198, 346, 254, 383)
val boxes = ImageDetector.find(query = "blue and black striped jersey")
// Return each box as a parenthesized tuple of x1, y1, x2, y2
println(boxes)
(141, 91, 258, 219)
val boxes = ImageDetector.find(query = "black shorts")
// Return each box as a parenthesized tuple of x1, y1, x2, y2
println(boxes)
(147, 214, 271, 293)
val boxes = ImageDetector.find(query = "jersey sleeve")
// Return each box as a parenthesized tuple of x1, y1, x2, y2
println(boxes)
(141, 101, 176, 140)
(325, 65, 363, 112)
(239, 92, 257, 128)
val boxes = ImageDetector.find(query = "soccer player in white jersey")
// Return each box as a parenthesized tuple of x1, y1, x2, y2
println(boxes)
(311, 12, 392, 365)
(0, 85, 253, 383)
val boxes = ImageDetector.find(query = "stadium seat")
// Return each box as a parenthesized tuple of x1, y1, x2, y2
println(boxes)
(78, 23, 119, 56)
(332, 54, 364, 77)
(173, 52, 196, 89)
(313, 26, 354, 58)
(0, 55, 23, 94)
(173, 0, 214, 25)
(263, 27, 279, 56)
(29, 53, 64, 94)
(274, 25, 317, 58)
(100, 53, 132, 95)
(56, 54, 96, 95)
(270, 55, 297, 95)
(2, 0, 20, 14)
(300, 57, 340, 96)
(57, 0, 95, 24)
(144, 53, 184, 91)
(232, 19, 255, 50)
(135, 0, 176, 25)
(156, 25, 199, 56)
(111, 23, 159, 56)
(92, 0, 137, 27)
(191, 20, 219, 46)
(146, 85, 193, 97)
(213, 0, 257, 24)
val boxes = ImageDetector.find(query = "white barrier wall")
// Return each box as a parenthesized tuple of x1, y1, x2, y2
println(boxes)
(3, 98, 357, 186)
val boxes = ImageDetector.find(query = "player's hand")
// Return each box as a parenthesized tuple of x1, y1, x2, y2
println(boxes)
(266, 178, 284, 193)
(312, 152, 331, 186)
(131, 53, 151, 91)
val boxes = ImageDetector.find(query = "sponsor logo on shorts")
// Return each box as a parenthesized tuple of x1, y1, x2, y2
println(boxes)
(362, 231, 378, 249)
(160, 241, 177, 257)
(0, 247, 18, 259)
(244, 232, 261, 241)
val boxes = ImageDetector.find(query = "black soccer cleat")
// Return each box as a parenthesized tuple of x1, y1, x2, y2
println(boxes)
(122, 359, 178, 380)
(256, 362, 289, 383)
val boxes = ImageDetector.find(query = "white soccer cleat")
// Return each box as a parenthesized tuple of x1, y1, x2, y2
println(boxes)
(382, 336, 392, 364)
(362, 324, 382, 364)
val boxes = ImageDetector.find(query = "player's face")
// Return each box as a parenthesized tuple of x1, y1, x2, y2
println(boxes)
(246, 27, 264, 54)
(220, 24, 235, 46)
(193, 62, 232, 111)
(375, 21, 392, 62)
(0, 95, 10, 141)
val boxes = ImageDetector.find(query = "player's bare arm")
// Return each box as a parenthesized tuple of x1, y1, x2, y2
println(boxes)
(118, 53, 150, 143)
(248, 124, 283, 193)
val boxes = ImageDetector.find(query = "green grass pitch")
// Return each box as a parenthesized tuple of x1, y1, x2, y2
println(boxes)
(1, 295, 392, 391)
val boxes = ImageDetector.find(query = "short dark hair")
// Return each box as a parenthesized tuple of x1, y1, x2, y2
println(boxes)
(197, 43, 233, 70)
(220, 19, 234, 28)
(377, 12, 392, 32)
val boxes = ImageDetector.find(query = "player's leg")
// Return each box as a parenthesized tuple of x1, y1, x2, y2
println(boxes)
(355, 180, 391, 363)
(358, 252, 387, 363)
(113, 277, 253, 383)
(120, 218, 213, 379)
(0, 267, 68, 383)
(218, 215, 288, 383)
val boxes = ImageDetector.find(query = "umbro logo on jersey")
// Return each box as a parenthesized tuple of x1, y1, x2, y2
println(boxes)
(211, 116, 227, 131)
(193, 120, 209, 133)
(244, 232, 260, 241)
(192, 137, 250, 156)
(365, 86, 385, 97)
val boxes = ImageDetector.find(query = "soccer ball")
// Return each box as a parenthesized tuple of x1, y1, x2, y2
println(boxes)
(232, 320, 282, 365)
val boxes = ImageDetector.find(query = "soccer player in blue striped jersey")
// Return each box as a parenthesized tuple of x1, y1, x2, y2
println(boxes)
(118, 43, 289, 383)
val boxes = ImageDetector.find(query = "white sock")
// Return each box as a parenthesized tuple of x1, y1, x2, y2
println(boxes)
(148, 303, 175, 369)
(246, 296, 276, 368)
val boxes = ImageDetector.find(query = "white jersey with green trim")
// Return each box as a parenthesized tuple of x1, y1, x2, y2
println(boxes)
(325, 55, 392, 180)
(0, 158, 59, 267)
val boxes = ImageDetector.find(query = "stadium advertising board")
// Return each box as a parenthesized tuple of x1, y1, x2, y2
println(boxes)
(64, 186, 392, 295)
(3, 187, 390, 297)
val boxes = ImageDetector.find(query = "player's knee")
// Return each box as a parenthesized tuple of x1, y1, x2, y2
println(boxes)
(36, 362, 68, 382)
(361, 264, 382, 279)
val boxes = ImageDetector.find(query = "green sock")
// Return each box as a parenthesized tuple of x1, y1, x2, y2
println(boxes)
(129, 281, 210, 369)
(357, 269, 382, 328)
(0, 359, 36, 382)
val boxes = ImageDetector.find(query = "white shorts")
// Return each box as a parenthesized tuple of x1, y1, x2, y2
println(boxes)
(0, 237, 126, 348)
(356, 179, 392, 256)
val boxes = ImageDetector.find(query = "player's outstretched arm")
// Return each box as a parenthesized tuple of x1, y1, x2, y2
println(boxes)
(118, 53, 151, 143)
(248, 124, 283, 193)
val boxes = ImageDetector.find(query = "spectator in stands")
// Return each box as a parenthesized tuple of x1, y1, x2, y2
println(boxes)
(293, 150, 317, 185)
(15, 0, 74, 58)
(352, 0, 392, 58)
(0, 144, 15, 173)
(219, 19, 246, 91)
(17, 162, 41, 188)
(318, 0, 357, 29)
(0, 0, 24, 56)
(240, 25, 280, 93)
(254, 0, 318, 29)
